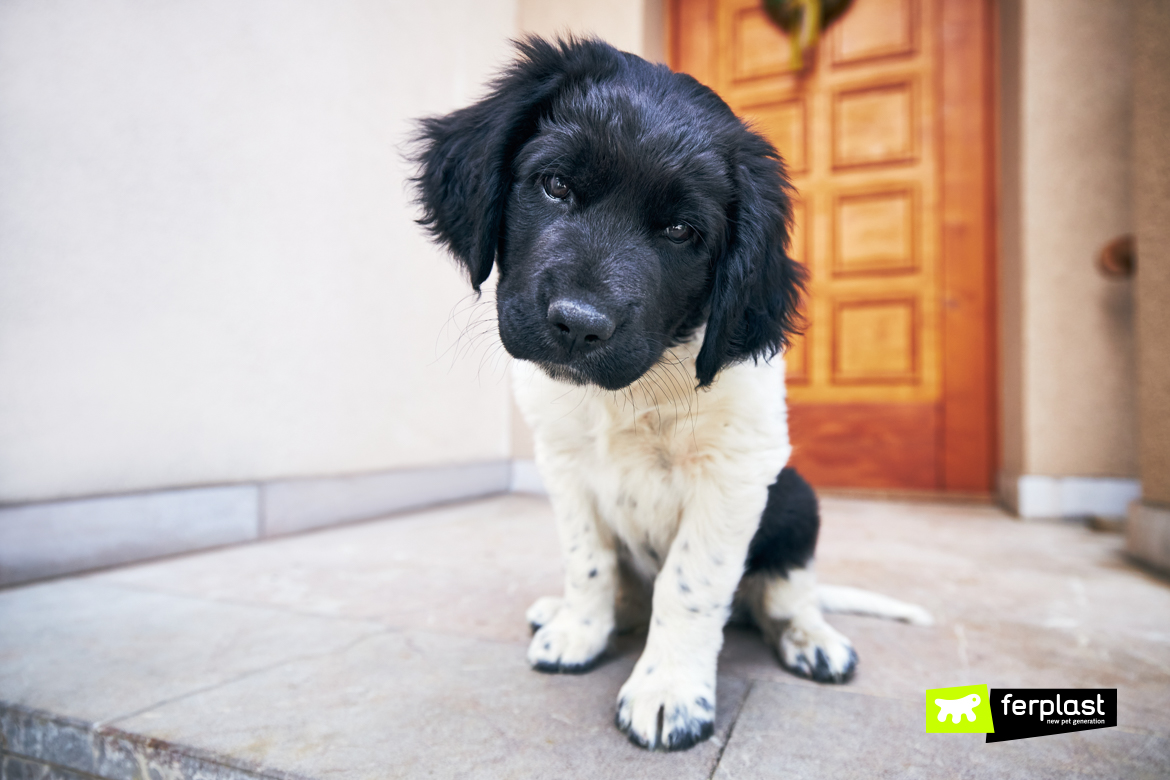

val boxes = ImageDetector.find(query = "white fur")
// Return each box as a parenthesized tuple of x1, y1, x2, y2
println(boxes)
(514, 338, 937, 747)
(740, 566, 858, 681)
(818, 584, 934, 626)
(514, 338, 795, 748)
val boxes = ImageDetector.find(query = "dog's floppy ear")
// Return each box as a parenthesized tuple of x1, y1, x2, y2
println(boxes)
(413, 37, 621, 290)
(694, 134, 807, 387)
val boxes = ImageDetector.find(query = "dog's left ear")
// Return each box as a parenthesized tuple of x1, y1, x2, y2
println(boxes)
(412, 37, 621, 291)
(694, 134, 807, 387)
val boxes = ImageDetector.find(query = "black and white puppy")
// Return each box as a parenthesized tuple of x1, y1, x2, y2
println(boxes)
(414, 37, 929, 751)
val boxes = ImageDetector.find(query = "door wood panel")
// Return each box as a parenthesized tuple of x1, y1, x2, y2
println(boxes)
(833, 186, 916, 275)
(787, 402, 939, 488)
(669, 0, 996, 491)
(832, 79, 917, 168)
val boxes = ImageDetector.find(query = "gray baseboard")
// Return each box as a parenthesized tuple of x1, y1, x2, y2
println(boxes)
(508, 459, 547, 495)
(261, 462, 511, 537)
(0, 461, 510, 588)
(1012, 474, 1141, 518)
(0, 486, 258, 588)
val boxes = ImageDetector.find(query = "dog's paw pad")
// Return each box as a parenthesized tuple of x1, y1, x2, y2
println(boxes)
(778, 620, 857, 684)
(526, 611, 609, 673)
(526, 596, 564, 632)
(615, 672, 715, 750)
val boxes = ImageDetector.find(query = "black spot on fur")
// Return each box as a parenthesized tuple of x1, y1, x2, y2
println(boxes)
(588, 568, 598, 578)
(745, 466, 819, 577)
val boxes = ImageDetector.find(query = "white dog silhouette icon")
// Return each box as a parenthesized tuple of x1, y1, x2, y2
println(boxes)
(935, 693, 981, 723)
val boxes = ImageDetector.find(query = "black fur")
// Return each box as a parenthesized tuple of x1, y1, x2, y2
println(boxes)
(745, 466, 819, 578)
(412, 37, 805, 389)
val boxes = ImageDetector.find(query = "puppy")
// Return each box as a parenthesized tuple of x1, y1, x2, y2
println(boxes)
(414, 37, 929, 751)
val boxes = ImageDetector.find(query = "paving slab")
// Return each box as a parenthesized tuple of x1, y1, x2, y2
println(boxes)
(0, 579, 383, 724)
(1, 493, 1168, 779)
(98, 494, 563, 645)
(711, 680, 1170, 780)
(112, 631, 748, 780)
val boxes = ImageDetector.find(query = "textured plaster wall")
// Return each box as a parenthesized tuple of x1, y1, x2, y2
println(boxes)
(999, 0, 1138, 488)
(517, 0, 665, 62)
(0, 0, 517, 503)
(1132, 0, 1170, 506)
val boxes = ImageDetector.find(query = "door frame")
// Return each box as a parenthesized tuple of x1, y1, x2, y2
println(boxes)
(666, 0, 998, 493)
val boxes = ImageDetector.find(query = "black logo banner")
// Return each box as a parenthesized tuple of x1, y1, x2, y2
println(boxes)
(987, 689, 1117, 743)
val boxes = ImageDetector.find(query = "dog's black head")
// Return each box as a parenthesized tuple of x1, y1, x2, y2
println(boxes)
(413, 37, 804, 389)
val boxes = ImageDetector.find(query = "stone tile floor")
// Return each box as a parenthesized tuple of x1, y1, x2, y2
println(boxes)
(1, 494, 1168, 779)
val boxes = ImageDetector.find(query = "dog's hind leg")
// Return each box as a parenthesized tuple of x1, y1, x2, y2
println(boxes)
(741, 567, 859, 683)
(528, 557, 650, 634)
(525, 596, 564, 631)
(740, 467, 857, 683)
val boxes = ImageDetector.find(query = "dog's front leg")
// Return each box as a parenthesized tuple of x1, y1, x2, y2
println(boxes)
(526, 486, 617, 673)
(615, 489, 765, 751)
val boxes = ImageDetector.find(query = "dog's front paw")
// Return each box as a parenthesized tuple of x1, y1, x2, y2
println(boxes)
(615, 662, 715, 751)
(527, 609, 611, 673)
(777, 617, 858, 684)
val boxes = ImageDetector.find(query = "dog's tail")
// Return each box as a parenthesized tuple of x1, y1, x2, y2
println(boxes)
(817, 585, 934, 626)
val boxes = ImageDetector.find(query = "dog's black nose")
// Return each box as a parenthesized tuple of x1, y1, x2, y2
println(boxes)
(547, 298, 615, 353)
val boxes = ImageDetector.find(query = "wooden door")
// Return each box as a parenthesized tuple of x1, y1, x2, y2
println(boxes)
(671, 0, 995, 492)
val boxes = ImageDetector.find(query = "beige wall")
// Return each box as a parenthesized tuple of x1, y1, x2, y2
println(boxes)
(999, 0, 1138, 501)
(1132, 0, 1170, 507)
(0, 0, 518, 504)
(998, 0, 1025, 489)
(517, 0, 665, 62)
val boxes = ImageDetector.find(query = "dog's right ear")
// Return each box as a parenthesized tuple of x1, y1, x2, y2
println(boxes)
(412, 37, 621, 290)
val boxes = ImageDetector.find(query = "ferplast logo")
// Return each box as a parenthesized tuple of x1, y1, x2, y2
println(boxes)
(925, 684, 994, 734)
(985, 689, 1117, 743)
(926, 686, 1117, 742)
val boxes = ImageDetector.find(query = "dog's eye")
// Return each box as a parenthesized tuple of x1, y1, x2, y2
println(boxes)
(542, 174, 571, 201)
(664, 223, 694, 243)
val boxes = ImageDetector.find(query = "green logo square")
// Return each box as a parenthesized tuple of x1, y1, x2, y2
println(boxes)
(926, 684, 995, 733)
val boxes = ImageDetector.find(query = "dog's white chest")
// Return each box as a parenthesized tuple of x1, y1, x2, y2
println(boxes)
(512, 354, 792, 580)
(579, 402, 694, 577)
